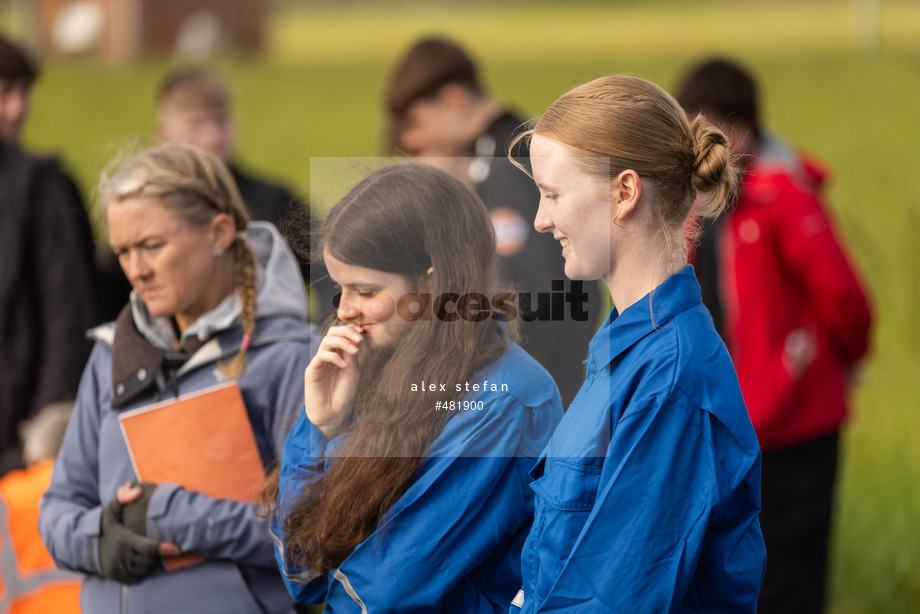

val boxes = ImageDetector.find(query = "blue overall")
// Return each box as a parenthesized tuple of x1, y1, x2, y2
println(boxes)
(518, 266, 766, 613)
(273, 342, 563, 613)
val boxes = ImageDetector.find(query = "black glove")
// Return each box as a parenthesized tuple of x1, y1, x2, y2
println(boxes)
(98, 495, 160, 584)
(120, 481, 157, 537)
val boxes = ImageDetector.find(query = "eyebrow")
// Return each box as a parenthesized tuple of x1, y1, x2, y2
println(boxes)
(535, 181, 558, 193)
(337, 281, 382, 290)
(110, 235, 165, 252)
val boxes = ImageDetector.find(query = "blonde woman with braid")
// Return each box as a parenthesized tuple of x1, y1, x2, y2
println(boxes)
(509, 76, 766, 612)
(39, 143, 317, 614)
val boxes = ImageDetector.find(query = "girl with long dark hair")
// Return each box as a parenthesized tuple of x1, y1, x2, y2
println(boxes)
(264, 163, 562, 612)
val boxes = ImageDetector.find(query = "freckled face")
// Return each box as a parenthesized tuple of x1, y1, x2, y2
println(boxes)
(530, 134, 613, 281)
(324, 251, 423, 349)
(108, 196, 229, 331)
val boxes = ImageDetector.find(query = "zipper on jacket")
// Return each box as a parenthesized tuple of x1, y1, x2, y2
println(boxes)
(167, 368, 180, 399)
(163, 353, 187, 400)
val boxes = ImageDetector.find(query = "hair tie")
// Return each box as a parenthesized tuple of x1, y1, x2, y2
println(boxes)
(241, 333, 252, 353)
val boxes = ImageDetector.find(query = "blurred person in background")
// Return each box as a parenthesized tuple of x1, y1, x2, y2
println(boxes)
(384, 37, 602, 407)
(0, 402, 81, 614)
(158, 65, 295, 229)
(676, 57, 873, 614)
(157, 65, 335, 324)
(39, 143, 317, 614)
(0, 33, 34, 142)
(0, 31, 128, 323)
(0, 33, 96, 477)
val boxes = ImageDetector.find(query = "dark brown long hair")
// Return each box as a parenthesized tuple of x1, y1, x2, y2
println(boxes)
(262, 163, 508, 574)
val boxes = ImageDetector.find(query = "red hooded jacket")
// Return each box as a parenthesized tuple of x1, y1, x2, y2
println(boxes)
(712, 150, 873, 450)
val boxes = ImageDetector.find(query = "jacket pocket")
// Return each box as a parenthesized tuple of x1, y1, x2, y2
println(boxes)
(527, 457, 603, 605)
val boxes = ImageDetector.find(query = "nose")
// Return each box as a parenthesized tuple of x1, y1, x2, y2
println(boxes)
(336, 291, 359, 322)
(192, 118, 232, 160)
(122, 250, 151, 283)
(195, 124, 223, 158)
(534, 197, 553, 234)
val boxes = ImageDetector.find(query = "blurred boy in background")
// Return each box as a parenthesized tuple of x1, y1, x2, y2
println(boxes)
(676, 57, 874, 614)
(0, 402, 81, 614)
(384, 37, 602, 407)
(158, 66, 295, 230)
(157, 65, 333, 323)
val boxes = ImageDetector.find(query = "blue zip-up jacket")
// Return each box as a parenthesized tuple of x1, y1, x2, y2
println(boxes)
(272, 342, 563, 613)
(517, 266, 765, 613)
(39, 223, 319, 614)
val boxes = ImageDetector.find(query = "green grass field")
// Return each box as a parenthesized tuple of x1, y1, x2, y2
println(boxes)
(8, 1, 920, 611)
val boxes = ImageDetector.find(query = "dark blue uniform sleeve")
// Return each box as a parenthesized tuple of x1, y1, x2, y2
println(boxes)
(270, 408, 329, 603)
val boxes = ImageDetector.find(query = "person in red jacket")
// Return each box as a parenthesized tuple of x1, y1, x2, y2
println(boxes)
(676, 58, 873, 614)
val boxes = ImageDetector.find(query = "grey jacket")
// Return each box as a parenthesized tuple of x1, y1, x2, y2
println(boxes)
(39, 222, 317, 614)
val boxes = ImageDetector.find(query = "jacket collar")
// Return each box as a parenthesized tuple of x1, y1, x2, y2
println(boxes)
(109, 305, 190, 409)
(587, 265, 702, 372)
(102, 222, 311, 409)
(103, 307, 314, 410)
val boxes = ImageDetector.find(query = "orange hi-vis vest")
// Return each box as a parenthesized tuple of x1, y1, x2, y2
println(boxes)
(0, 460, 81, 614)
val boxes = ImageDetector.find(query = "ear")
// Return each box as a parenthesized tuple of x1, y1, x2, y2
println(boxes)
(611, 170, 641, 222)
(210, 213, 237, 251)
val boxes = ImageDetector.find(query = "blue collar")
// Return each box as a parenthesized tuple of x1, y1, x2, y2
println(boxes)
(587, 265, 702, 371)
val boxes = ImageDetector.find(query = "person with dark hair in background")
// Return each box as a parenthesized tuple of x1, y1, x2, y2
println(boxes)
(0, 402, 81, 614)
(0, 32, 97, 477)
(264, 163, 562, 612)
(0, 33, 35, 142)
(676, 57, 873, 614)
(384, 37, 602, 407)
(157, 65, 334, 324)
(0, 31, 123, 320)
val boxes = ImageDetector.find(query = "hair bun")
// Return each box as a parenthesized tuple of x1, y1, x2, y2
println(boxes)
(687, 114, 739, 218)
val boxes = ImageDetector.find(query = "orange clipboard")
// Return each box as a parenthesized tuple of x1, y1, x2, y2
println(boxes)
(118, 381, 266, 570)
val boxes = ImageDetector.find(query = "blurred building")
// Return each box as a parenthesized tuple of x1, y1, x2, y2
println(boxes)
(34, 0, 269, 62)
